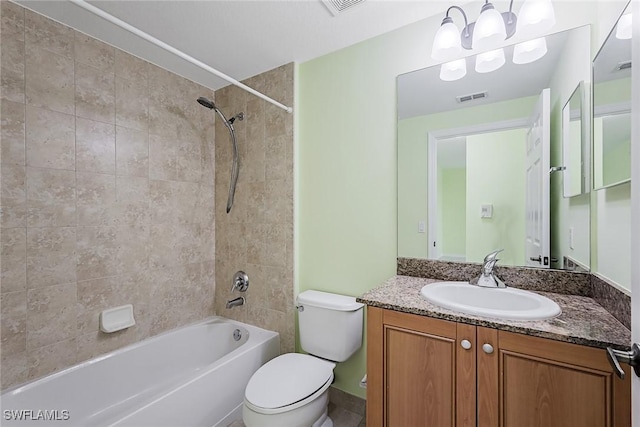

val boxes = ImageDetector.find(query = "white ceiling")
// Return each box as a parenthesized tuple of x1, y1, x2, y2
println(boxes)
(16, 0, 452, 92)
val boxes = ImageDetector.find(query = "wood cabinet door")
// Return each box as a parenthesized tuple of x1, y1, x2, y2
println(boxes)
(367, 307, 476, 427)
(366, 310, 630, 427)
(496, 331, 631, 427)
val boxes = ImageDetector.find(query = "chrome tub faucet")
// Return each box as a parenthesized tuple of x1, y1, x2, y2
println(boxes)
(226, 296, 245, 309)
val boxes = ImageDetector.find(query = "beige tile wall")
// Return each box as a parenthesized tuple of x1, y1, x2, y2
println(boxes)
(213, 64, 295, 355)
(0, 2, 217, 390)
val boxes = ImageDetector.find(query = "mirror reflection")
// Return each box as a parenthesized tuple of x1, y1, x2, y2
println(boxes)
(398, 25, 591, 270)
(592, 2, 632, 292)
(562, 82, 588, 198)
(593, 5, 632, 190)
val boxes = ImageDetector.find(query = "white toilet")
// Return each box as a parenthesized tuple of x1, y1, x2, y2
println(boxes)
(243, 290, 364, 427)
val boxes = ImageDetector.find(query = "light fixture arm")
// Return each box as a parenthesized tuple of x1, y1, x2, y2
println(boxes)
(445, 5, 470, 37)
(444, 5, 473, 48)
(444, 0, 519, 51)
(502, 0, 516, 25)
(506, 0, 515, 24)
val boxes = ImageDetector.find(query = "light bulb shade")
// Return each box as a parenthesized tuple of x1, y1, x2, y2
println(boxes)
(440, 58, 467, 81)
(472, 5, 507, 51)
(513, 37, 548, 64)
(475, 48, 506, 73)
(616, 14, 632, 40)
(516, 0, 556, 37)
(432, 20, 463, 61)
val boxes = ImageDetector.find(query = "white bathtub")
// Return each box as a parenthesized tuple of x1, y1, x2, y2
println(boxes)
(1, 317, 279, 427)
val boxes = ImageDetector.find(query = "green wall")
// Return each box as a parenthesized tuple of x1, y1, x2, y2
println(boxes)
(601, 116, 631, 186)
(440, 168, 466, 258)
(297, 19, 438, 398)
(593, 78, 632, 189)
(397, 116, 430, 258)
(548, 24, 592, 270)
(466, 129, 527, 266)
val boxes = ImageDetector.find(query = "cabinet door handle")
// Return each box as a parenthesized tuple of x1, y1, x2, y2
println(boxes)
(460, 339, 472, 350)
(606, 343, 640, 379)
(482, 343, 494, 354)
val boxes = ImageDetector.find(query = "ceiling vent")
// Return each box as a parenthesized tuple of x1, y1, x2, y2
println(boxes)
(321, 0, 367, 16)
(615, 60, 632, 72)
(456, 91, 489, 103)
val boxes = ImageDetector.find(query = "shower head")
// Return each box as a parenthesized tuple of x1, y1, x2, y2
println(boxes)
(197, 97, 215, 109)
(198, 96, 244, 215)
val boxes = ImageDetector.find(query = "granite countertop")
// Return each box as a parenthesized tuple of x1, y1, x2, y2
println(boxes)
(357, 275, 631, 350)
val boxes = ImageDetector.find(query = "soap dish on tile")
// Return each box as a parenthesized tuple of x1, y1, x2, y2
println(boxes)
(100, 304, 135, 333)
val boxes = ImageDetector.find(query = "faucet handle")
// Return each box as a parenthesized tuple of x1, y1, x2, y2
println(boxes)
(484, 249, 504, 263)
(231, 271, 249, 292)
(483, 259, 498, 274)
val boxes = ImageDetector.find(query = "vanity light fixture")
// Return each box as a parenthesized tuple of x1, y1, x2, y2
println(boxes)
(515, 0, 556, 37)
(616, 13, 632, 40)
(513, 37, 547, 64)
(431, 0, 555, 60)
(440, 58, 468, 81)
(472, 2, 508, 51)
(475, 48, 506, 73)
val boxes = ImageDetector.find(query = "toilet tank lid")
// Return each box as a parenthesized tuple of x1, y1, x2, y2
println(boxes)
(297, 290, 364, 311)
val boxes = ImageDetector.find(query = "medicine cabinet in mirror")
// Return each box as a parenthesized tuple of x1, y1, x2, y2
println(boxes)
(593, 4, 632, 190)
(591, 1, 632, 292)
(398, 25, 591, 271)
(562, 81, 589, 197)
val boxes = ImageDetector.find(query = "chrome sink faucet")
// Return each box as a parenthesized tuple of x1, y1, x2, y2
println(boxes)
(470, 249, 506, 288)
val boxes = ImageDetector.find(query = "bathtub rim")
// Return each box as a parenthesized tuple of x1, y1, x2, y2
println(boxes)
(1, 316, 279, 396)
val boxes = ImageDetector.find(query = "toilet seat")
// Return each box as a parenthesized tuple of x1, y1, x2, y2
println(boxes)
(244, 353, 336, 415)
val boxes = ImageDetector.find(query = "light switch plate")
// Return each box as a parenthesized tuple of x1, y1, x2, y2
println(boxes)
(481, 204, 493, 218)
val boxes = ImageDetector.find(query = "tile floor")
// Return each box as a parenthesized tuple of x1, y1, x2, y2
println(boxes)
(328, 402, 366, 427)
(227, 403, 365, 427)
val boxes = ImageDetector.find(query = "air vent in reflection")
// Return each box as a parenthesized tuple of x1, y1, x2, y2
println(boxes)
(456, 91, 489, 103)
(615, 61, 632, 71)
(321, 0, 366, 16)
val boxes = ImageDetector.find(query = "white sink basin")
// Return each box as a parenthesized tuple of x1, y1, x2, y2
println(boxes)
(420, 281, 561, 321)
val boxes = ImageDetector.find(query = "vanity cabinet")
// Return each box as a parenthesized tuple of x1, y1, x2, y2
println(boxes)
(366, 307, 631, 427)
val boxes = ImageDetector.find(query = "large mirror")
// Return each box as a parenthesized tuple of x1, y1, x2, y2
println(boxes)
(592, 2, 632, 292)
(398, 25, 591, 270)
(593, 5, 632, 190)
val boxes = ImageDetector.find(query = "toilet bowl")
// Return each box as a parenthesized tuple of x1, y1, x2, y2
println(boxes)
(242, 290, 364, 427)
(243, 353, 335, 427)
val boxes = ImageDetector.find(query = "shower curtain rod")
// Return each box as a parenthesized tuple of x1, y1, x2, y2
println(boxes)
(69, 0, 293, 114)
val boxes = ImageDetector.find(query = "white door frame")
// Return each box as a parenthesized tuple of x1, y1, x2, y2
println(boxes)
(427, 118, 528, 260)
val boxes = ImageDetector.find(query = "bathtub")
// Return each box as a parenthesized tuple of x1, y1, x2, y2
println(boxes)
(1, 317, 279, 427)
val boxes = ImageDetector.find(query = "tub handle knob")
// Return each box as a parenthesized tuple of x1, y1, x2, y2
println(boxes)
(232, 271, 249, 292)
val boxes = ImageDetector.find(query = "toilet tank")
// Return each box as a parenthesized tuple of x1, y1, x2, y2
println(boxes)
(297, 290, 364, 362)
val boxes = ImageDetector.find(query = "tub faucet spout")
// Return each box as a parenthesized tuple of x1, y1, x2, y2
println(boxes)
(226, 296, 245, 309)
